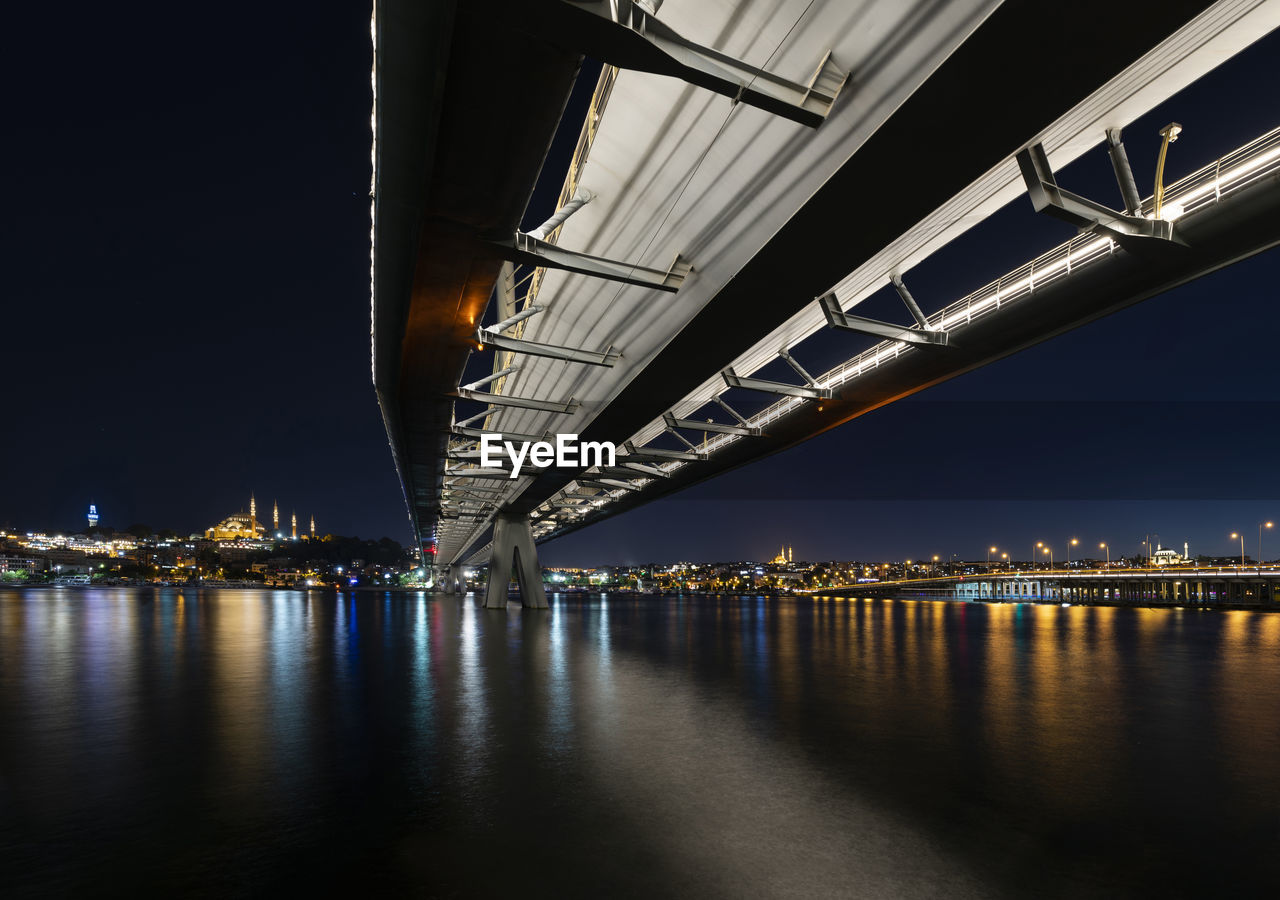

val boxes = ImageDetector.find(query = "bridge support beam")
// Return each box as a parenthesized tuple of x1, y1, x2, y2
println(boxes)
(1105, 128, 1144, 216)
(523, 1, 847, 128)
(818, 292, 949, 346)
(1015, 141, 1181, 245)
(494, 232, 690, 292)
(484, 512, 548, 610)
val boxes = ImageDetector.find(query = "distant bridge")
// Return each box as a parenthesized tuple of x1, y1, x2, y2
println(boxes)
(823, 566, 1280, 607)
(371, 0, 1280, 607)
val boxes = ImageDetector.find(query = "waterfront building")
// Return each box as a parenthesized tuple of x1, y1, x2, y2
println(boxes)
(0, 556, 42, 575)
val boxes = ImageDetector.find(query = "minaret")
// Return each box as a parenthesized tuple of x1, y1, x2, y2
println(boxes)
(273, 500, 279, 532)
(309, 515, 315, 540)
(291, 511, 297, 540)
(250, 493, 257, 536)
(788, 546, 793, 563)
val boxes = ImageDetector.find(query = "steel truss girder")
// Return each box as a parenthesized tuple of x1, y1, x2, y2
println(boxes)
(452, 425, 550, 444)
(444, 467, 517, 480)
(721, 366, 830, 400)
(553, 0, 847, 128)
(567, 488, 605, 499)
(578, 478, 643, 492)
(453, 387, 579, 414)
(818, 292, 949, 346)
(447, 495, 500, 507)
(664, 411, 761, 437)
(1015, 141, 1182, 244)
(443, 480, 506, 493)
(596, 462, 667, 478)
(494, 232, 689, 292)
(622, 441, 705, 462)
(478, 326, 620, 367)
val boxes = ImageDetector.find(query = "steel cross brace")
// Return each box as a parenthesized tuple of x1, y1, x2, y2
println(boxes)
(721, 366, 831, 400)
(478, 327, 620, 367)
(663, 411, 761, 437)
(453, 387, 579, 414)
(578, 478, 643, 492)
(443, 467, 517, 480)
(494, 232, 690, 292)
(818, 292, 949, 346)
(452, 425, 551, 444)
(548, 0, 847, 128)
(1015, 142, 1183, 245)
(622, 441, 705, 462)
(489, 305, 544, 334)
(596, 463, 668, 478)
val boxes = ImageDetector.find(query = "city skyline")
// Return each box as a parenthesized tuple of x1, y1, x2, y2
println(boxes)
(6, 496, 1275, 569)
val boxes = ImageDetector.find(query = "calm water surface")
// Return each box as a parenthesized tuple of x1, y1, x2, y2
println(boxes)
(2, 587, 1279, 897)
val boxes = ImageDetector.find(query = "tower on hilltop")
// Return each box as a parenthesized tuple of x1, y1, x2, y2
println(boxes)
(273, 500, 279, 532)
(291, 511, 297, 540)
(309, 515, 315, 540)
(87, 504, 99, 530)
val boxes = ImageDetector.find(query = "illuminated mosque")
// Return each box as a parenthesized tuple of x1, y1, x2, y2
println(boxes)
(205, 493, 317, 541)
(771, 545, 793, 565)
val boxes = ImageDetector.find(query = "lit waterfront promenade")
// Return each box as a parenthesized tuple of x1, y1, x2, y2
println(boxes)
(818, 565, 1280, 608)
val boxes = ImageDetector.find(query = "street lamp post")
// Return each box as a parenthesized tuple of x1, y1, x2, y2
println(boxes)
(1035, 541, 1043, 571)
(988, 546, 997, 571)
(1068, 537, 1078, 567)
(1042, 546, 1053, 570)
(1259, 521, 1273, 567)
(1100, 542, 1109, 568)
(1230, 532, 1245, 567)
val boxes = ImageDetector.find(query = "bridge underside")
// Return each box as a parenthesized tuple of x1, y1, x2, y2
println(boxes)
(371, 0, 586, 554)
(371, 0, 1277, 575)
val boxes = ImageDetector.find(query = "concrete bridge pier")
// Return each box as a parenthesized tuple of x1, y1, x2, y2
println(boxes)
(439, 566, 464, 595)
(484, 513, 549, 610)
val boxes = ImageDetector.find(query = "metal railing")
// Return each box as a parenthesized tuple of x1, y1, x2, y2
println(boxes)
(699, 123, 1280, 454)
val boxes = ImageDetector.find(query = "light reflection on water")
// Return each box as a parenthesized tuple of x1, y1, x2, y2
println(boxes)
(2, 587, 1279, 896)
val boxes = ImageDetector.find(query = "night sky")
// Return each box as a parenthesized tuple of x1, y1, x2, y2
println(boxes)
(7, 4, 1280, 566)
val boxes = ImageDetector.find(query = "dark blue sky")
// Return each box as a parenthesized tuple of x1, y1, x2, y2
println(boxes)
(5, 4, 1279, 563)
